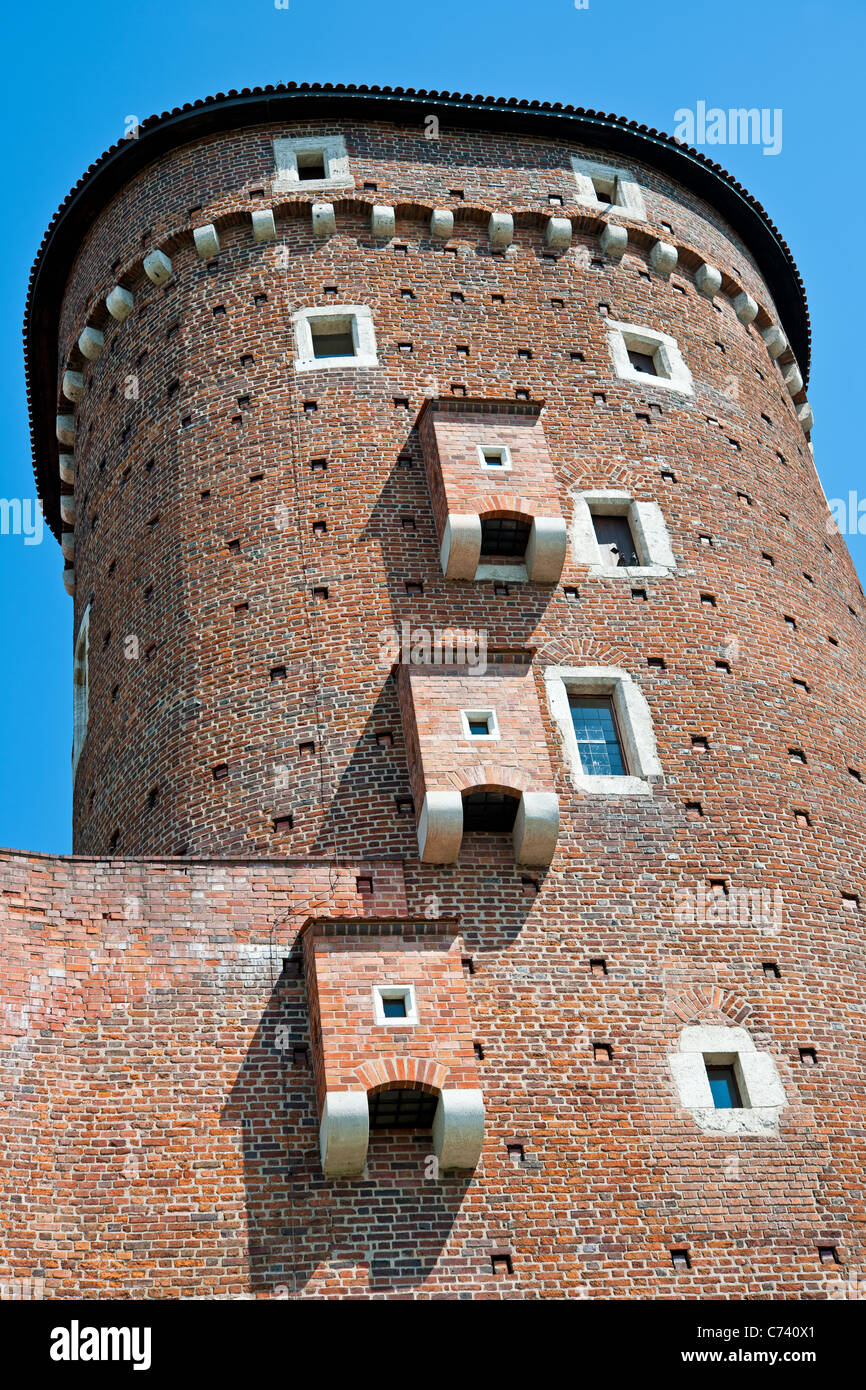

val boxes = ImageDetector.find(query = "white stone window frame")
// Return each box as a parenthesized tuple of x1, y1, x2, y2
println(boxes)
(477, 444, 513, 472)
(293, 305, 379, 372)
(460, 708, 500, 742)
(72, 602, 90, 781)
(570, 156, 647, 221)
(669, 1024, 787, 1136)
(544, 665, 662, 796)
(272, 135, 353, 192)
(372, 983, 419, 1027)
(570, 489, 676, 578)
(476, 559, 528, 583)
(607, 319, 693, 395)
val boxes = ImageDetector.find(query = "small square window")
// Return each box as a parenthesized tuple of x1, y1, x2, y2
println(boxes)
(480, 515, 531, 561)
(311, 318, 356, 359)
(461, 708, 500, 741)
(477, 444, 512, 470)
(273, 136, 351, 191)
(608, 320, 693, 394)
(627, 348, 657, 376)
(592, 175, 617, 205)
(295, 306, 377, 371)
(571, 157, 647, 220)
(462, 789, 519, 832)
(373, 984, 418, 1026)
(297, 153, 326, 180)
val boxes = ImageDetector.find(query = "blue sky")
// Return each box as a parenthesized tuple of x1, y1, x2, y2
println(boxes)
(1, 0, 862, 854)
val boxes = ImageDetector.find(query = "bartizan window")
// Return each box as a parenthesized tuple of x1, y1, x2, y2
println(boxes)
(72, 603, 90, 780)
(570, 490, 676, 578)
(607, 319, 693, 394)
(272, 135, 353, 191)
(669, 1024, 787, 1135)
(570, 156, 647, 221)
(544, 665, 663, 795)
(293, 306, 379, 371)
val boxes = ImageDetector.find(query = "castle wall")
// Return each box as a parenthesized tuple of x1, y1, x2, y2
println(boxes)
(0, 836, 861, 1298)
(6, 107, 862, 1299)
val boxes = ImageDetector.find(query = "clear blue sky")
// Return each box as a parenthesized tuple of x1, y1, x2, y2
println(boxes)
(1, 0, 861, 854)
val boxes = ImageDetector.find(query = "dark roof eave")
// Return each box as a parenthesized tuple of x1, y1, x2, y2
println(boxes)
(24, 84, 811, 542)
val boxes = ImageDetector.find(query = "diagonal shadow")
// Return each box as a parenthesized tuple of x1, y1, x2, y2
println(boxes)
(222, 958, 471, 1297)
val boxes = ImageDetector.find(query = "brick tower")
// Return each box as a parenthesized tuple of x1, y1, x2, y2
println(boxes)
(6, 84, 863, 1298)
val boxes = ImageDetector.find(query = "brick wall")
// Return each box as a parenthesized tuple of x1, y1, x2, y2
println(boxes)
(6, 105, 864, 1298)
(1, 844, 862, 1297)
(57, 120, 861, 861)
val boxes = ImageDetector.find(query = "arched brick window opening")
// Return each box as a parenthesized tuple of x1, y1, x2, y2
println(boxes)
(367, 1081, 439, 1130)
(479, 510, 532, 563)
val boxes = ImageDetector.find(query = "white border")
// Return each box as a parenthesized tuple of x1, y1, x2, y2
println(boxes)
(476, 444, 513, 472)
(460, 708, 501, 742)
(669, 1024, 787, 1136)
(570, 489, 676, 578)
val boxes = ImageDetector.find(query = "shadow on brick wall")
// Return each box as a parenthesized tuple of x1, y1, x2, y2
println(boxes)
(362, 427, 557, 643)
(224, 961, 472, 1296)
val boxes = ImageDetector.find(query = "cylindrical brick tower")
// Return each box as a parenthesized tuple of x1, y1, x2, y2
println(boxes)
(14, 84, 864, 1298)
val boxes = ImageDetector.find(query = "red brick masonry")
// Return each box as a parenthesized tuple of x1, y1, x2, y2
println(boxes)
(6, 92, 864, 1298)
